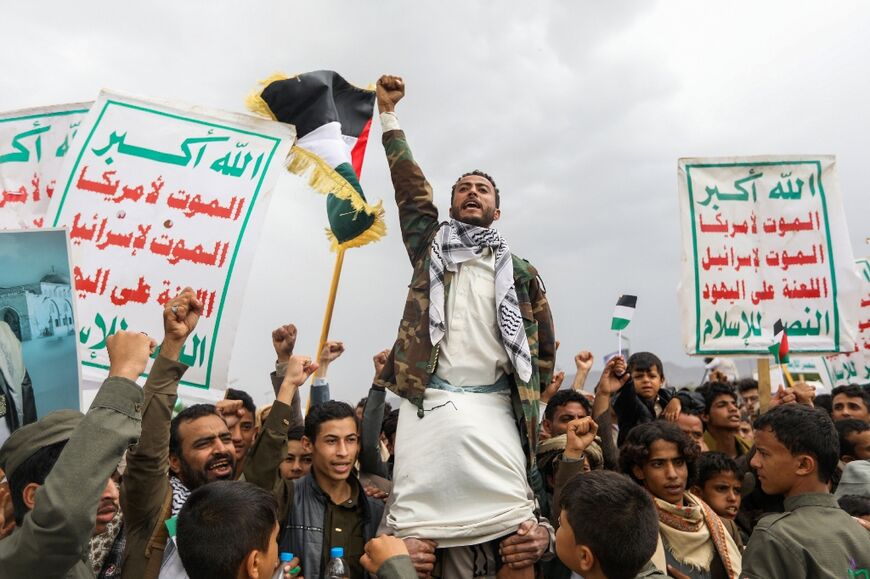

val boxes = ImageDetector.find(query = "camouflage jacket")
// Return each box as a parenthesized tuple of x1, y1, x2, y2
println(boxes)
(375, 129, 556, 464)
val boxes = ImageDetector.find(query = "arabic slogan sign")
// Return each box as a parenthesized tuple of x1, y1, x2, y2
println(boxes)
(822, 258, 870, 386)
(47, 91, 295, 390)
(0, 103, 90, 229)
(678, 156, 861, 357)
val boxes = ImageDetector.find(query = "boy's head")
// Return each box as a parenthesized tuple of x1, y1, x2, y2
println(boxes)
(619, 421, 698, 505)
(626, 352, 664, 401)
(224, 388, 259, 461)
(738, 414, 754, 444)
(831, 385, 870, 422)
(557, 470, 659, 579)
(837, 494, 870, 523)
(736, 378, 760, 418)
(702, 382, 741, 434)
(834, 419, 870, 463)
(690, 452, 742, 520)
(750, 405, 839, 496)
(544, 390, 591, 437)
(675, 408, 706, 451)
(177, 481, 279, 579)
(280, 426, 312, 481)
(304, 401, 359, 486)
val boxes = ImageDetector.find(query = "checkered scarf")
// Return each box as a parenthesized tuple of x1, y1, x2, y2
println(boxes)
(429, 220, 532, 382)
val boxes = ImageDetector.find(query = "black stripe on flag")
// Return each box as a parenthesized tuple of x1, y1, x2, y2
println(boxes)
(616, 295, 638, 308)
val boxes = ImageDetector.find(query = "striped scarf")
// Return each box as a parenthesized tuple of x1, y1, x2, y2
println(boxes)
(428, 220, 532, 382)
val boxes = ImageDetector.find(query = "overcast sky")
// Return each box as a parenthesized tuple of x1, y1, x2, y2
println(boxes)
(4, 1, 869, 406)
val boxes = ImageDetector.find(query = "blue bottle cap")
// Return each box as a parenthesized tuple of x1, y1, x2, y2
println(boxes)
(330, 546, 344, 559)
(280, 552, 294, 562)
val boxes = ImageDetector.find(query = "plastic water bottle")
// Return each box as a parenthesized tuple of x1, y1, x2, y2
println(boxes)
(273, 552, 294, 579)
(325, 546, 349, 578)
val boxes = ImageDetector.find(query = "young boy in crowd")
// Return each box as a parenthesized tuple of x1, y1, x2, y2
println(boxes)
(556, 470, 665, 578)
(177, 480, 301, 579)
(594, 352, 681, 446)
(279, 426, 312, 481)
(690, 452, 747, 545)
(620, 421, 742, 578)
(742, 405, 870, 577)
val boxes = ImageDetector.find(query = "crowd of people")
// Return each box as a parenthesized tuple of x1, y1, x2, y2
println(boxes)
(1, 75, 870, 579)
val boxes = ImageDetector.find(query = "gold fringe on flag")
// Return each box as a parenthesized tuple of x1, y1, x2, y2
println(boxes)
(245, 73, 386, 251)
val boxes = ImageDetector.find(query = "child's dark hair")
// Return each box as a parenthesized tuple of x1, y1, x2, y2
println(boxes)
(627, 352, 664, 378)
(560, 470, 659, 579)
(696, 452, 741, 487)
(837, 494, 870, 518)
(753, 405, 839, 483)
(177, 481, 278, 579)
(619, 421, 699, 486)
(703, 382, 739, 414)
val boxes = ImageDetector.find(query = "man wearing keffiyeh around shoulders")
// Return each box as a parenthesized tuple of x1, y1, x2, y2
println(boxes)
(372, 75, 556, 579)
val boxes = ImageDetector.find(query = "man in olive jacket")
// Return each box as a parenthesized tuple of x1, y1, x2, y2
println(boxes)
(0, 331, 152, 579)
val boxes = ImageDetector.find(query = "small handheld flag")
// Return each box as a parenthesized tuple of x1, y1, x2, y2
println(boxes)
(611, 295, 637, 331)
(770, 319, 794, 387)
(769, 319, 790, 364)
(611, 294, 637, 357)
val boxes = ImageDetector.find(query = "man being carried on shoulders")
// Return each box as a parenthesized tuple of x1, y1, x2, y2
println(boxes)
(374, 75, 555, 578)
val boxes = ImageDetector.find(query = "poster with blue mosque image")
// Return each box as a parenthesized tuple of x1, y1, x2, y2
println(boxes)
(0, 228, 79, 445)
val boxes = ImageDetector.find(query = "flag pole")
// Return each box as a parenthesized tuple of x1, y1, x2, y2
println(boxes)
(307, 248, 346, 409)
(618, 331, 622, 357)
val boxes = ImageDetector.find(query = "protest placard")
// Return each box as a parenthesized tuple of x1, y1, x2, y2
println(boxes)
(47, 91, 295, 393)
(821, 257, 870, 386)
(678, 156, 862, 357)
(0, 229, 81, 446)
(0, 103, 90, 229)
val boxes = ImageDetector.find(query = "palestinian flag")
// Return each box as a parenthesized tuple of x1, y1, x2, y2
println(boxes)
(246, 70, 385, 250)
(611, 294, 637, 331)
(769, 319, 790, 363)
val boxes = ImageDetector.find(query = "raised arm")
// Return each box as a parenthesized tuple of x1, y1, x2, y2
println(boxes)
(2, 331, 150, 575)
(377, 75, 440, 262)
(245, 355, 317, 521)
(121, 289, 200, 531)
(360, 349, 391, 478)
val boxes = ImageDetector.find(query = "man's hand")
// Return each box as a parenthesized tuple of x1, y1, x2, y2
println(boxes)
(160, 288, 203, 361)
(401, 538, 437, 579)
(216, 399, 245, 429)
(574, 351, 594, 374)
(272, 324, 297, 364)
(372, 349, 390, 380)
(572, 350, 594, 390)
(564, 417, 598, 460)
(792, 381, 816, 407)
(596, 356, 629, 396)
(318, 341, 345, 365)
(769, 387, 797, 409)
(541, 371, 565, 404)
(107, 331, 156, 381)
(377, 75, 405, 114)
(361, 535, 410, 575)
(662, 397, 681, 422)
(499, 520, 549, 569)
(277, 355, 318, 404)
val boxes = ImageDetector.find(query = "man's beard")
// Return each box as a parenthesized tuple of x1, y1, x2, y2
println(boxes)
(454, 207, 496, 228)
(177, 451, 236, 489)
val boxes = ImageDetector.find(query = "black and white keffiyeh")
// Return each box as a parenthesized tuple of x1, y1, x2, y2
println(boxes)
(429, 220, 532, 382)
(169, 475, 191, 517)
